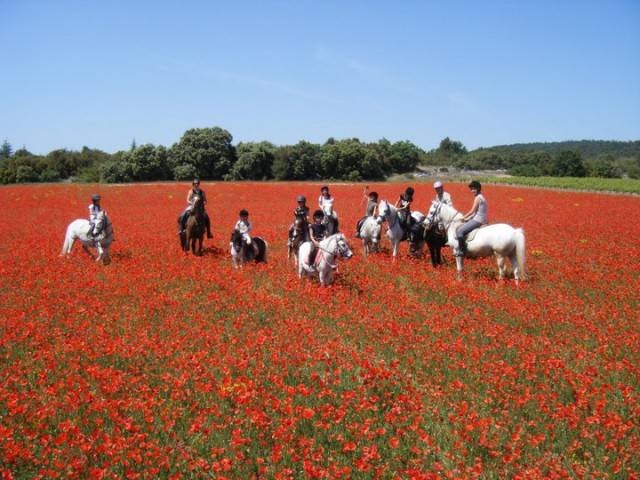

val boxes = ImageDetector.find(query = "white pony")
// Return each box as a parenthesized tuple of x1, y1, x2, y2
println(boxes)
(60, 210, 114, 265)
(377, 200, 424, 258)
(358, 216, 382, 256)
(298, 233, 353, 286)
(426, 201, 526, 282)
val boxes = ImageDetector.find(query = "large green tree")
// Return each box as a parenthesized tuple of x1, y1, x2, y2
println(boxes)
(169, 127, 236, 180)
(228, 142, 275, 180)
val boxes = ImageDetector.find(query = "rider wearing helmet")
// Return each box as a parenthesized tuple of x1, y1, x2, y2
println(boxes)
(178, 179, 213, 238)
(433, 180, 453, 207)
(318, 185, 337, 220)
(288, 195, 310, 244)
(355, 187, 379, 238)
(234, 208, 259, 256)
(307, 209, 328, 272)
(456, 180, 488, 256)
(395, 186, 415, 231)
(87, 194, 102, 239)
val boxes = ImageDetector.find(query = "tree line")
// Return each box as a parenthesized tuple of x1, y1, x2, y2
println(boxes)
(425, 138, 640, 179)
(0, 128, 422, 184)
(2, 130, 638, 184)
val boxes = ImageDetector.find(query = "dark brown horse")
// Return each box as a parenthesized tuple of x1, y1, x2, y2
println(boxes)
(184, 195, 206, 255)
(287, 217, 307, 264)
(409, 222, 448, 267)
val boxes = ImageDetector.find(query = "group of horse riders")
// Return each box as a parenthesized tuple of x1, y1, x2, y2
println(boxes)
(86, 178, 488, 258)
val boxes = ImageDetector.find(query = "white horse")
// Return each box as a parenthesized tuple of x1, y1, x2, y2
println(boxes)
(60, 210, 114, 265)
(298, 233, 353, 286)
(377, 200, 424, 258)
(358, 216, 382, 256)
(426, 201, 526, 282)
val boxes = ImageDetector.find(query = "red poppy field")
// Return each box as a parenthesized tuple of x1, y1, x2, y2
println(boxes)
(1, 182, 639, 479)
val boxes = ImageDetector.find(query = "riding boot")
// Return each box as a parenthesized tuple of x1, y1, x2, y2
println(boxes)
(205, 215, 213, 239)
(178, 213, 187, 234)
(458, 238, 467, 257)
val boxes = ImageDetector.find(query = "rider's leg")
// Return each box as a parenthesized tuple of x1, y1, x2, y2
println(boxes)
(456, 220, 480, 256)
(205, 213, 213, 238)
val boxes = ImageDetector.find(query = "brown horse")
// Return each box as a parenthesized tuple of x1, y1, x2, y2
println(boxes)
(287, 217, 307, 264)
(184, 195, 206, 255)
(409, 222, 448, 267)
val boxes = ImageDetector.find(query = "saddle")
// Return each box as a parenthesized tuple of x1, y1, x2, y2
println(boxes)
(456, 224, 488, 243)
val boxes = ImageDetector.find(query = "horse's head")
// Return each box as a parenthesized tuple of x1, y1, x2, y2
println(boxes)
(93, 210, 108, 233)
(425, 201, 441, 227)
(378, 200, 390, 220)
(230, 229, 244, 252)
(334, 234, 353, 260)
(293, 217, 306, 230)
(191, 195, 204, 214)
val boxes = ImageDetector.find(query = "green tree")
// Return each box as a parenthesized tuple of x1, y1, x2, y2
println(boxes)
(228, 142, 275, 180)
(551, 151, 586, 177)
(388, 140, 423, 173)
(169, 127, 237, 179)
(1, 139, 12, 159)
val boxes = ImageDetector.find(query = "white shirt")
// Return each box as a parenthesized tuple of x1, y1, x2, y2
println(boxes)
(434, 191, 453, 207)
(235, 219, 252, 234)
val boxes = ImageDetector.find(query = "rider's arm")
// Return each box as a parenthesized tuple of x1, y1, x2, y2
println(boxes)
(187, 190, 193, 204)
(462, 197, 480, 221)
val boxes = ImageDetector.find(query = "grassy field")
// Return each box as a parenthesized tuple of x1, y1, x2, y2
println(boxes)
(477, 176, 640, 194)
(1, 182, 639, 479)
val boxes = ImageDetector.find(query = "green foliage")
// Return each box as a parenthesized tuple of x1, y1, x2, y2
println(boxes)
(227, 142, 275, 180)
(169, 127, 237, 179)
(477, 175, 640, 194)
(1, 139, 12, 158)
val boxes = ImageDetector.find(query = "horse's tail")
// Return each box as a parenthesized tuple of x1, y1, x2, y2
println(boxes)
(61, 225, 74, 254)
(515, 228, 526, 280)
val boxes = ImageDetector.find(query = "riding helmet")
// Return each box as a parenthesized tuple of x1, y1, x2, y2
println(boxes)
(296, 195, 306, 203)
(313, 209, 324, 219)
(92, 194, 101, 201)
(321, 185, 329, 192)
(468, 180, 481, 191)
(192, 178, 200, 185)
(239, 209, 249, 217)
(433, 181, 443, 189)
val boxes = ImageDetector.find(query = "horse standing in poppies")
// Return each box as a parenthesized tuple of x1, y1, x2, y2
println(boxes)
(60, 210, 114, 265)
(183, 195, 206, 256)
(425, 201, 526, 282)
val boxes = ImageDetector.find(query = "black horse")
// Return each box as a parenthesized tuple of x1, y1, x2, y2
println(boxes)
(230, 230, 268, 267)
(409, 222, 448, 267)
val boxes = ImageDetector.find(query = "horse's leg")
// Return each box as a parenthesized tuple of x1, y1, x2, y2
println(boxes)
(455, 256, 464, 281)
(509, 254, 519, 282)
(496, 254, 506, 280)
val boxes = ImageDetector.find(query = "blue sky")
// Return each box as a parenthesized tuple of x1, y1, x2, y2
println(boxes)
(2, 0, 639, 154)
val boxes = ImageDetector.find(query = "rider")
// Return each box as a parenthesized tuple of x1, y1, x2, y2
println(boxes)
(178, 178, 213, 239)
(355, 187, 379, 238)
(307, 209, 328, 272)
(395, 186, 414, 233)
(234, 209, 259, 256)
(433, 181, 453, 207)
(87, 194, 102, 241)
(289, 195, 310, 244)
(318, 185, 338, 221)
(456, 180, 488, 256)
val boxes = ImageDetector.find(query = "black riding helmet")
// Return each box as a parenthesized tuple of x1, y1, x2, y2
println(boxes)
(369, 191, 378, 199)
(468, 180, 482, 191)
(91, 194, 101, 202)
(239, 209, 249, 217)
(320, 185, 329, 193)
(296, 195, 306, 203)
(313, 209, 324, 219)
(404, 187, 414, 200)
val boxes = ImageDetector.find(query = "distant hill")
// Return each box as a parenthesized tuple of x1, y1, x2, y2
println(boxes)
(472, 140, 640, 159)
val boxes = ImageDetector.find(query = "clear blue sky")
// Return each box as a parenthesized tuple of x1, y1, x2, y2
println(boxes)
(2, 0, 639, 154)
